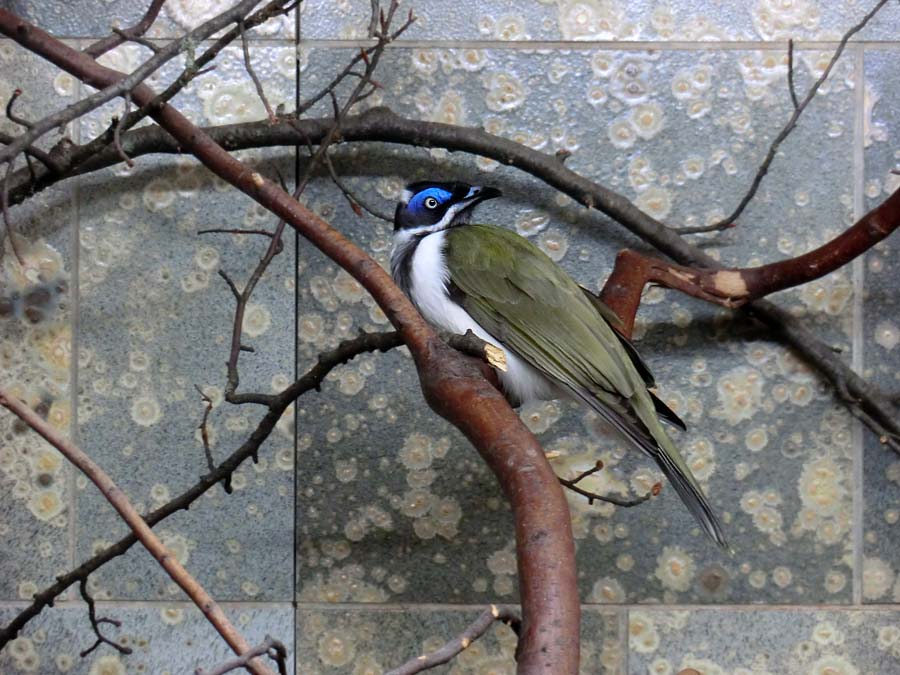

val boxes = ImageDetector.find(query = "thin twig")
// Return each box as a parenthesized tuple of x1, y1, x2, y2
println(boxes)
(0, 388, 276, 675)
(199, 227, 277, 238)
(217, 269, 242, 301)
(323, 150, 393, 222)
(223, 0, 409, 406)
(5, 88, 31, 128)
(194, 384, 216, 474)
(110, 27, 162, 53)
(84, 0, 167, 59)
(113, 94, 134, 168)
(196, 635, 288, 675)
(697, 0, 890, 231)
(556, 460, 661, 507)
(0, 130, 61, 173)
(2, 159, 25, 264)
(78, 578, 132, 658)
(787, 38, 799, 110)
(0, 0, 265, 167)
(239, 20, 276, 124)
(384, 606, 521, 675)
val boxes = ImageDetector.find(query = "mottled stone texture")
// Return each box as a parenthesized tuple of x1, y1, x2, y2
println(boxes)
(1, 1, 900, 673)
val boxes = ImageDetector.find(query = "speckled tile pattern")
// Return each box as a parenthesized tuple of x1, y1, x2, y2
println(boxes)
(299, 0, 900, 42)
(0, 603, 294, 674)
(861, 48, 900, 606)
(296, 607, 623, 674)
(73, 43, 297, 601)
(1, 0, 297, 40)
(1, 1, 900, 673)
(627, 608, 900, 674)
(0, 41, 77, 601)
(294, 46, 858, 605)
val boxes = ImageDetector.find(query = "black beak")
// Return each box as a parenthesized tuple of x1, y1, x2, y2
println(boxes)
(463, 185, 502, 206)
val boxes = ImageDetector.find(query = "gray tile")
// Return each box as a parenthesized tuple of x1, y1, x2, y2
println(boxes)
(861, 48, 900, 605)
(2, 0, 297, 40)
(299, 1, 900, 42)
(296, 46, 858, 604)
(0, 41, 78, 600)
(628, 608, 900, 674)
(0, 602, 293, 674)
(74, 44, 297, 601)
(296, 606, 622, 674)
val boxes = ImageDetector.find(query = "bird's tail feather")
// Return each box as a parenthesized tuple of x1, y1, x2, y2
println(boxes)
(569, 386, 730, 550)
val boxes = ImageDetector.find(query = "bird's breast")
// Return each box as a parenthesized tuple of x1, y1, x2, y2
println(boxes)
(397, 230, 560, 405)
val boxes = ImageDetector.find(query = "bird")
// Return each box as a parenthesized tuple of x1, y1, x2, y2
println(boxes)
(391, 180, 728, 549)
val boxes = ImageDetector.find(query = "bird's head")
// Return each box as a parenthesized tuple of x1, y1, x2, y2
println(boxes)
(394, 181, 501, 233)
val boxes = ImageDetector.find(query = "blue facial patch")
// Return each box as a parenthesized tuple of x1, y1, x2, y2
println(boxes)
(408, 187, 452, 212)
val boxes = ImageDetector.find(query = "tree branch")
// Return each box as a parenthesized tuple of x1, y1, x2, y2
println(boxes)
(0, 329, 402, 650)
(384, 605, 521, 675)
(0, 19, 579, 671)
(13, 107, 894, 453)
(0, 387, 275, 675)
(707, 0, 890, 230)
(196, 635, 288, 675)
(77, 578, 132, 658)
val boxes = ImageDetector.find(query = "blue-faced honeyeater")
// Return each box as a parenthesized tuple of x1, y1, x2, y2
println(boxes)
(391, 181, 728, 549)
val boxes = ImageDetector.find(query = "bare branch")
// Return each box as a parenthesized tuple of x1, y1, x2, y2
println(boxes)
(239, 19, 276, 124)
(708, 0, 890, 230)
(194, 384, 216, 476)
(0, 388, 276, 675)
(0, 0, 267, 167)
(5, 88, 32, 128)
(112, 94, 134, 168)
(0, 329, 403, 649)
(384, 606, 521, 675)
(110, 27, 162, 54)
(787, 38, 799, 110)
(199, 227, 278, 238)
(557, 460, 661, 507)
(84, 0, 167, 59)
(2, 159, 25, 264)
(196, 635, 288, 675)
(78, 578, 132, 658)
(323, 150, 394, 222)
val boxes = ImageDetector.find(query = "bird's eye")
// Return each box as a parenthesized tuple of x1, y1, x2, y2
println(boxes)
(424, 197, 439, 209)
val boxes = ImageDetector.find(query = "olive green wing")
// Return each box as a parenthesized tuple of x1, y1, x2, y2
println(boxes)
(445, 223, 726, 549)
(446, 223, 640, 401)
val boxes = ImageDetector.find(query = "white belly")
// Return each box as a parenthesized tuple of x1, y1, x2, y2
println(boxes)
(406, 230, 559, 404)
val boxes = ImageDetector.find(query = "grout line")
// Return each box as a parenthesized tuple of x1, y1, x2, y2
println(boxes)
(65, 66, 84, 604)
(851, 45, 866, 608)
(289, 601, 900, 612)
(295, 38, 900, 51)
(621, 607, 630, 675)
(10, 599, 298, 610)
(4, 35, 900, 50)
(5, 598, 900, 611)
(292, 4, 302, 674)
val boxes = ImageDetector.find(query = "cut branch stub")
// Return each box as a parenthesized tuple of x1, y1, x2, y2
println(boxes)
(600, 182, 900, 338)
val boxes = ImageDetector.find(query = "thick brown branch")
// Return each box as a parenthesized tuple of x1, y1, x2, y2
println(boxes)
(3, 96, 898, 447)
(0, 21, 578, 671)
(0, 388, 274, 675)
